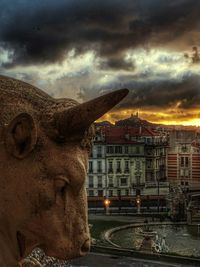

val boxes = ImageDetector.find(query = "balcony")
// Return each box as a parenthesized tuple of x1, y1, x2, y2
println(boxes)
(124, 168, 129, 173)
(108, 169, 113, 174)
(146, 181, 169, 188)
(132, 182, 145, 188)
(116, 168, 122, 173)
(120, 183, 128, 187)
(108, 183, 114, 188)
(145, 140, 168, 146)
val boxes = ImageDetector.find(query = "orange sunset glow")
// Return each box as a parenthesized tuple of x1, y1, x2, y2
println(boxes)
(98, 108, 200, 126)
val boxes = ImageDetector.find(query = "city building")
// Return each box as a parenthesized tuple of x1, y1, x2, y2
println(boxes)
(86, 125, 169, 210)
(87, 127, 106, 198)
(105, 126, 146, 198)
(167, 130, 200, 191)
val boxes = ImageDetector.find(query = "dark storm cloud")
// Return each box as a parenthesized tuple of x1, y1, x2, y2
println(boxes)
(79, 73, 200, 110)
(0, 0, 200, 67)
(121, 75, 200, 110)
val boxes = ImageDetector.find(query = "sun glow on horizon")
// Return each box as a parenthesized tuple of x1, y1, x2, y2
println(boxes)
(97, 109, 200, 127)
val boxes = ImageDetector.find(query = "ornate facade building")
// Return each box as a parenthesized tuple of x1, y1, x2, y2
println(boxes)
(86, 121, 200, 213)
(167, 130, 200, 191)
(86, 125, 169, 209)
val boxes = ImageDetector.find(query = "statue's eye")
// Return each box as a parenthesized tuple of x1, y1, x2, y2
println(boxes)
(55, 176, 69, 200)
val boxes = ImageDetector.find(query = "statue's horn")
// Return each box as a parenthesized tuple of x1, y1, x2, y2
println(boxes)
(54, 88, 129, 137)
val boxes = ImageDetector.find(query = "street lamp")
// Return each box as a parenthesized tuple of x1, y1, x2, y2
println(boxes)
(136, 195, 141, 214)
(118, 190, 121, 212)
(104, 198, 111, 215)
(157, 177, 160, 213)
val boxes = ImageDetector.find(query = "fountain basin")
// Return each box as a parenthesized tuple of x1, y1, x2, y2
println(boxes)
(105, 222, 200, 257)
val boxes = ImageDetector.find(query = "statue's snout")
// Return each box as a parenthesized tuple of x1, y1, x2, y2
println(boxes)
(80, 238, 90, 256)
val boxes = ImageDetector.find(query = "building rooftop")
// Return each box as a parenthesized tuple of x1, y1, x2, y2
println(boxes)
(101, 126, 159, 144)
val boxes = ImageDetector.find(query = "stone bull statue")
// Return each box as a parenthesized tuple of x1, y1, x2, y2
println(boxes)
(0, 75, 128, 266)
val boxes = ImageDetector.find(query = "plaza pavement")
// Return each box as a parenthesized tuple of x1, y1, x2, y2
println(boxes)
(70, 252, 197, 267)
(89, 214, 162, 223)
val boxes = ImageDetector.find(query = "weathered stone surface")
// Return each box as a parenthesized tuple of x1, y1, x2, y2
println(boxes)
(0, 75, 128, 266)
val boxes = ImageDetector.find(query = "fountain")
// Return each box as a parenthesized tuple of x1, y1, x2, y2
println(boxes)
(138, 220, 157, 252)
(138, 220, 169, 253)
(109, 223, 200, 257)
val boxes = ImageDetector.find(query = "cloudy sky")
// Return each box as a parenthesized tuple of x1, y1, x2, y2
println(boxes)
(1, 0, 200, 125)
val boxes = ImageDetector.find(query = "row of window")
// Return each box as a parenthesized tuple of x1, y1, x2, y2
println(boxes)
(106, 145, 143, 154)
(88, 160, 130, 173)
(91, 146, 104, 158)
(146, 159, 166, 169)
(89, 161, 104, 173)
(146, 170, 166, 180)
(89, 158, 165, 173)
(88, 176, 129, 188)
(88, 175, 103, 188)
(87, 189, 130, 197)
(108, 160, 129, 173)
(91, 142, 167, 158)
(180, 181, 189, 186)
(146, 148, 166, 156)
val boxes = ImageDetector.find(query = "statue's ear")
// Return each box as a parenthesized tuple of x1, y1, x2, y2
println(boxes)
(5, 113, 37, 159)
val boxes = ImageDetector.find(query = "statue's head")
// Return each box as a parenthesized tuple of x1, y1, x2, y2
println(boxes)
(0, 75, 128, 263)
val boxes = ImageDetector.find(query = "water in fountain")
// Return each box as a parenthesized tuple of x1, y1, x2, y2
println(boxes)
(111, 225, 200, 257)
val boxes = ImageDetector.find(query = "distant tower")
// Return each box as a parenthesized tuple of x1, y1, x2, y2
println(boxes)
(136, 110, 139, 118)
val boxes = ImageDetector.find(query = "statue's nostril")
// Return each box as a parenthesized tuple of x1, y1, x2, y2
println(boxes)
(80, 239, 90, 255)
